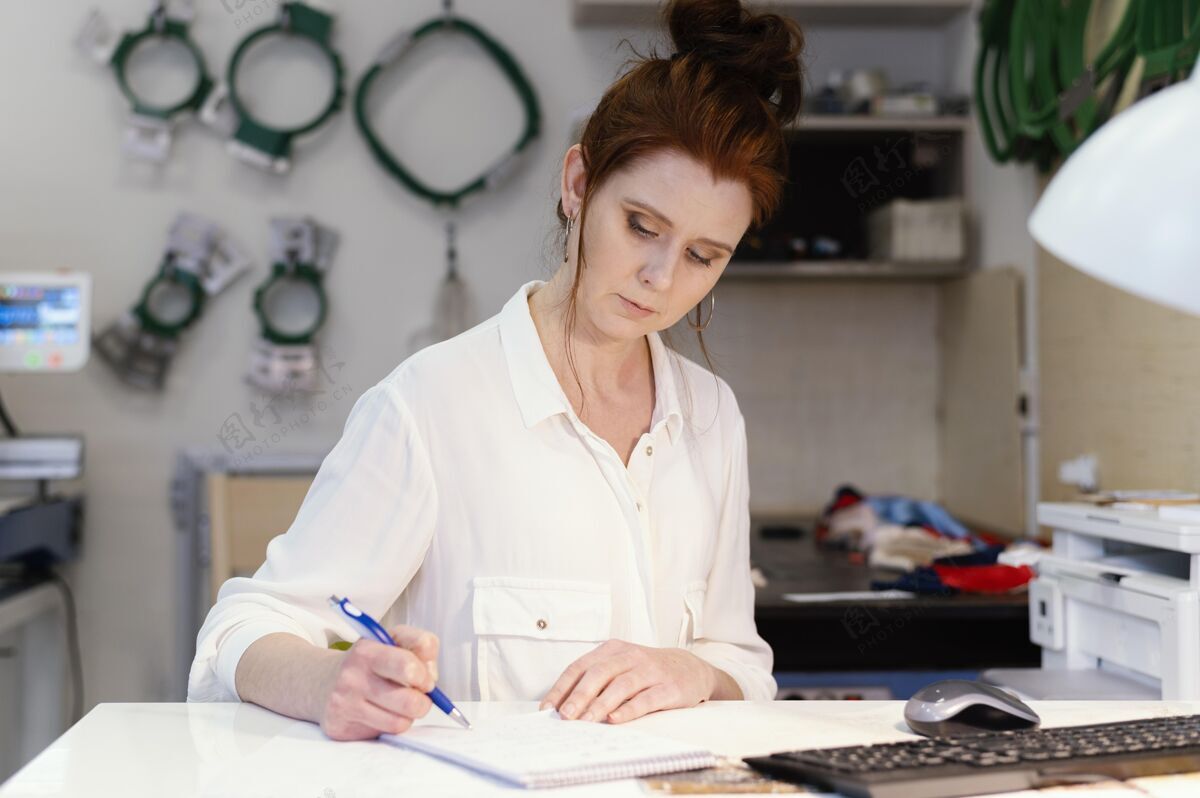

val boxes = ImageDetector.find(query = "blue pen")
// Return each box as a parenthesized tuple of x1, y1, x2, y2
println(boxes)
(329, 595, 472, 730)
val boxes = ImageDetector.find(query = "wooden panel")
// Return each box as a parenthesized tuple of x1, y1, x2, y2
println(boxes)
(1038, 250, 1200, 505)
(939, 267, 1025, 535)
(206, 473, 232, 604)
(226, 477, 314, 572)
(206, 474, 315, 603)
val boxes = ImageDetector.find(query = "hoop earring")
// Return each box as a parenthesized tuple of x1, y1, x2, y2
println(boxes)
(562, 212, 575, 263)
(688, 290, 715, 332)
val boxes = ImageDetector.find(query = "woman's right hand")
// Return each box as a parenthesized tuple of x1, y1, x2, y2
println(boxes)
(317, 625, 440, 741)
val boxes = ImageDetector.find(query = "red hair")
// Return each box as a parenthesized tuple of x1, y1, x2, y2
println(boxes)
(555, 0, 807, 423)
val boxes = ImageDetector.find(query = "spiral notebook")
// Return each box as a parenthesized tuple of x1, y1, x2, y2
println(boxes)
(380, 709, 717, 789)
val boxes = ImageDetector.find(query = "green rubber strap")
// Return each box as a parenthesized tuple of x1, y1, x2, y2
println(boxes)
(252, 262, 328, 346)
(1041, 0, 1089, 156)
(1140, 0, 1200, 82)
(1041, 0, 1139, 156)
(1009, 0, 1067, 135)
(226, 2, 346, 160)
(110, 14, 213, 120)
(969, 0, 1017, 163)
(976, 0, 1140, 169)
(132, 256, 207, 339)
(1094, 1, 1139, 77)
(354, 15, 541, 209)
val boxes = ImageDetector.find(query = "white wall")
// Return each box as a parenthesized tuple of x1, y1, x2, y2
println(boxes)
(0, 0, 1036, 724)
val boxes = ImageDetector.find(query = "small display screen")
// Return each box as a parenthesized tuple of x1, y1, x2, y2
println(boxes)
(0, 284, 83, 346)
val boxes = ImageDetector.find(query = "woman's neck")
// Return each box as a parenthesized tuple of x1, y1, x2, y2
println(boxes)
(528, 274, 652, 400)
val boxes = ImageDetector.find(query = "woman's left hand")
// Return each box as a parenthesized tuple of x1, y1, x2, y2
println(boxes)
(539, 640, 718, 724)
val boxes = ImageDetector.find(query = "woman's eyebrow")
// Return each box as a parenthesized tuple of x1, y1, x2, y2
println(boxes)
(622, 196, 734, 254)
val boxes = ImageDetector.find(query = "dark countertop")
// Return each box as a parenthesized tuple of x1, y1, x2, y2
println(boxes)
(749, 519, 1040, 672)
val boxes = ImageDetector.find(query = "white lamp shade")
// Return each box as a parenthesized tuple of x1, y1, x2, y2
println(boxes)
(1029, 61, 1200, 316)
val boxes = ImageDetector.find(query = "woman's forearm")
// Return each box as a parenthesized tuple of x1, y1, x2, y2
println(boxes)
(234, 633, 343, 722)
(709, 664, 744, 700)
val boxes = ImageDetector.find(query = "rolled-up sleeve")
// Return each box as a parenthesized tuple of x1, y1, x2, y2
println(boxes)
(690, 411, 777, 701)
(188, 379, 438, 702)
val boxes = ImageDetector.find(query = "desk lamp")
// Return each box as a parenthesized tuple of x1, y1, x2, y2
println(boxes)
(1028, 58, 1200, 313)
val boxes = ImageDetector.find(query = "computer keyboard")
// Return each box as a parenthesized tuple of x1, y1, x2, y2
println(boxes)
(743, 713, 1200, 798)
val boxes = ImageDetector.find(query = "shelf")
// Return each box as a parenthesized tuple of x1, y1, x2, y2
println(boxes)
(722, 259, 967, 280)
(789, 114, 972, 132)
(573, 0, 973, 27)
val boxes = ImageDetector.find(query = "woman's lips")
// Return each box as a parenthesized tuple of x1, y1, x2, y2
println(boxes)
(619, 295, 655, 316)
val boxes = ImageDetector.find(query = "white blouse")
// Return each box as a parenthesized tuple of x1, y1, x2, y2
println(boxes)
(189, 279, 775, 704)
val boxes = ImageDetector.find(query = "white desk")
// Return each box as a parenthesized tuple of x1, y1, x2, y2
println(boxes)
(4, 701, 1200, 797)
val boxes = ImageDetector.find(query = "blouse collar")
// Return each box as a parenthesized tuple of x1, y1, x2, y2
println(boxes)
(499, 280, 684, 445)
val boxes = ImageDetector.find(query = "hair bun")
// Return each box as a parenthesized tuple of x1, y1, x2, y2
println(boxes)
(664, 0, 806, 126)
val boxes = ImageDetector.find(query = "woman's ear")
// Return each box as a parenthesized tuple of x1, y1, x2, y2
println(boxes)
(560, 143, 588, 215)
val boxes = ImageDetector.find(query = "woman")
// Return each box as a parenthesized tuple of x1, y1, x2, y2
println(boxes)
(189, 0, 806, 741)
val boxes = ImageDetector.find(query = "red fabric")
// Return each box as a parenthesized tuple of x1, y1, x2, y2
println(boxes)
(973, 530, 1012, 547)
(932, 563, 1035, 593)
(828, 491, 863, 513)
(816, 486, 866, 544)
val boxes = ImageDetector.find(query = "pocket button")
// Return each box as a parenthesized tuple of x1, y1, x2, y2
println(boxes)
(536, 618, 548, 630)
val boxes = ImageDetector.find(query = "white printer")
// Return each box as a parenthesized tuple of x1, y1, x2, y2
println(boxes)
(985, 502, 1200, 700)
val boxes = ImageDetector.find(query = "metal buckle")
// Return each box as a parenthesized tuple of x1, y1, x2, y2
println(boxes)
(122, 114, 175, 162)
(198, 82, 239, 137)
(268, 218, 339, 273)
(1057, 67, 1096, 122)
(155, 0, 195, 25)
(227, 139, 291, 175)
(205, 236, 254, 296)
(167, 213, 220, 266)
(168, 213, 253, 295)
(75, 9, 119, 64)
(246, 339, 320, 393)
(92, 312, 179, 390)
(375, 29, 416, 68)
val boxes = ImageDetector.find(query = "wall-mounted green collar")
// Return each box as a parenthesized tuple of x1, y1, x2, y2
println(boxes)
(110, 5, 213, 120)
(224, 2, 346, 172)
(355, 12, 541, 208)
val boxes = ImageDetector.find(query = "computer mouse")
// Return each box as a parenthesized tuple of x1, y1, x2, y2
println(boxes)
(904, 679, 1040, 737)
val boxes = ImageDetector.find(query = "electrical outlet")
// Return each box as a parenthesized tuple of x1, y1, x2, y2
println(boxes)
(1029, 578, 1064, 650)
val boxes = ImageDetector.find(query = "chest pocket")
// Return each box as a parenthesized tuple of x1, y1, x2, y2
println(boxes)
(471, 576, 612, 701)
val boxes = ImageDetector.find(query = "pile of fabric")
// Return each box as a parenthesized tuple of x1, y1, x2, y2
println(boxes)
(815, 485, 1039, 595)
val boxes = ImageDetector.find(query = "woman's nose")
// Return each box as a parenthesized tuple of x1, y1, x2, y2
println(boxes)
(639, 253, 675, 291)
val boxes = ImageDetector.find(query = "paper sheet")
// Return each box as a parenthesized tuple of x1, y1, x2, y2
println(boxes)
(782, 590, 916, 603)
(381, 708, 715, 787)
(196, 714, 646, 798)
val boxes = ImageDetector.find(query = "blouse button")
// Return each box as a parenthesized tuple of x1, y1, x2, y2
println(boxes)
(536, 618, 548, 630)
(636, 501, 644, 512)
(645, 445, 653, 456)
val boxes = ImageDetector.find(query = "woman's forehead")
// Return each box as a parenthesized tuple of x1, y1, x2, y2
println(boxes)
(605, 150, 753, 229)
